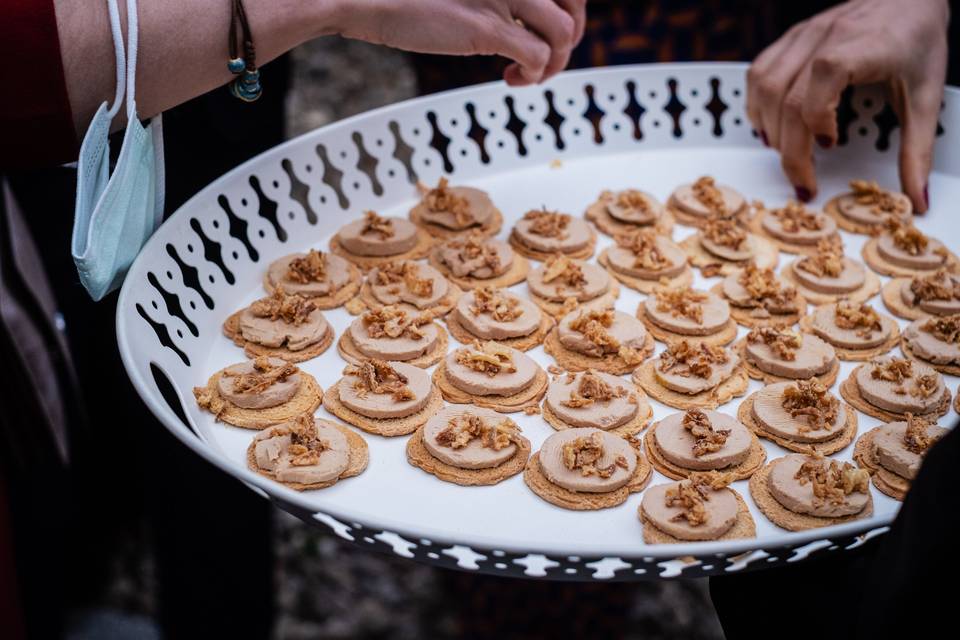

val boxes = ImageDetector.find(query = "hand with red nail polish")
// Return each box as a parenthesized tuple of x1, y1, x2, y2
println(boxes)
(745, 0, 948, 212)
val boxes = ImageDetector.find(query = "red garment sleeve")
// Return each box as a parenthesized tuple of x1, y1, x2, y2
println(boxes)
(1, 0, 78, 169)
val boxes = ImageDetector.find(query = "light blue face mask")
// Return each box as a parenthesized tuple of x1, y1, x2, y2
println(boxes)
(72, 0, 165, 301)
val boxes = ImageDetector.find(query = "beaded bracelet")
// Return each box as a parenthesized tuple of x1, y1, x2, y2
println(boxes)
(227, 0, 261, 101)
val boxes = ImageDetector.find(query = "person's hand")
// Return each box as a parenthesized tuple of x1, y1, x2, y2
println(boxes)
(327, 0, 586, 86)
(746, 0, 949, 212)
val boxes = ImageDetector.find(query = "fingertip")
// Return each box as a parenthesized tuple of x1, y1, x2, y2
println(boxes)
(503, 63, 534, 86)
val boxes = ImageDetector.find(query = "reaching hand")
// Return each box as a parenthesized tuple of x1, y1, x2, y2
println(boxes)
(330, 0, 587, 86)
(746, 0, 949, 211)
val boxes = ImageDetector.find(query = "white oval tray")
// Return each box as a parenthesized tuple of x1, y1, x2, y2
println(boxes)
(117, 63, 960, 580)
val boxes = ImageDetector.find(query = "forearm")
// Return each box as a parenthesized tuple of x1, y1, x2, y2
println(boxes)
(53, 0, 339, 136)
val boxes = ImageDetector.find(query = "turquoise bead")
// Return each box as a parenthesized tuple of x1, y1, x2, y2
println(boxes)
(227, 57, 246, 74)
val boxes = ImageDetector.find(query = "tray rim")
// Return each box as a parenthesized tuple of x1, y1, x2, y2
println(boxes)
(116, 61, 955, 564)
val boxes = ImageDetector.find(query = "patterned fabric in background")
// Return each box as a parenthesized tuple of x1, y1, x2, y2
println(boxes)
(411, 1, 813, 95)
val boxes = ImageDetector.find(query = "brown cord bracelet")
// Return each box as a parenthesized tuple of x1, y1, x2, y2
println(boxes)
(227, 0, 261, 101)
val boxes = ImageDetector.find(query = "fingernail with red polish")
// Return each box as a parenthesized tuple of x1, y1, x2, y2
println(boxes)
(760, 130, 769, 147)
(815, 135, 833, 149)
(795, 186, 812, 202)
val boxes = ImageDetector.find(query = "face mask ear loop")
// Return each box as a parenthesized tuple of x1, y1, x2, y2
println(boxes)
(124, 0, 139, 120)
(104, 0, 126, 120)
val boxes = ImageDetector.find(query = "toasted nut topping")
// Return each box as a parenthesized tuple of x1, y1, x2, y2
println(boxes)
(795, 453, 870, 506)
(909, 268, 960, 303)
(665, 471, 734, 526)
(796, 238, 845, 278)
(746, 327, 801, 361)
(435, 413, 521, 451)
(227, 357, 298, 394)
(658, 341, 730, 379)
(702, 214, 747, 250)
(920, 313, 960, 344)
(781, 379, 839, 432)
(344, 359, 415, 402)
(560, 370, 627, 408)
(615, 189, 652, 214)
(692, 176, 728, 216)
(542, 253, 586, 291)
(850, 179, 908, 216)
(251, 286, 317, 325)
(455, 341, 518, 377)
(834, 301, 882, 338)
(568, 309, 620, 355)
(772, 201, 823, 233)
(903, 413, 938, 454)
(614, 229, 671, 271)
(424, 177, 473, 226)
(524, 207, 570, 238)
(375, 261, 434, 298)
(471, 286, 524, 322)
(286, 250, 329, 283)
(442, 232, 502, 275)
(883, 217, 929, 256)
(871, 358, 914, 383)
(683, 409, 731, 457)
(362, 305, 429, 340)
(360, 211, 395, 239)
(737, 264, 799, 313)
(655, 286, 708, 324)
(284, 414, 330, 466)
(193, 385, 226, 419)
(561, 431, 628, 478)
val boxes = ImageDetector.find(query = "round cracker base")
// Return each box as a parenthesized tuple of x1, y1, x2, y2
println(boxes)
(955, 386, 960, 414)
(881, 277, 932, 321)
(263, 262, 363, 310)
(640, 491, 756, 543)
(899, 335, 960, 375)
(584, 195, 675, 237)
(749, 459, 874, 531)
(540, 393, 654, 437)
(508, 228, 597, 262)
(780, 261, 881, 306)
(643, 423, 766, 481)
(329, 228, 434, 272)
(711, 283, 807, 329)
(410, 206, 504, 240)
(747, 210, 840, 256)
(838, 372, 951, 422)
(798, 310, 900, 361)
(197, 371, 323, 430)
(223, 312, 335, 363)
(530, 278, 621, 318)
(861, 237, 960, 278)
(427, 249, 530, 290)
(679, 233, 779, 276)
(543, 327, 655, 375)
(636, 303, 738, 347)
(737, 392, 856, 455)
(322, 383, 445, 437)
(336, 323, 449, 369)
(734, 339, 840, 387)
(632, 360, 749, 411)
(433, 363, 548, 413)
(523, 450, 652, 511)
(245, 420, 369, 490)
(443, 307, 554, 351)
(405, 427, 530, 486)
(598, 248, 695, 294)
(823, 195, 888, 235)
(852, 428, 910, 501)
(358, 280, 462, 320)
